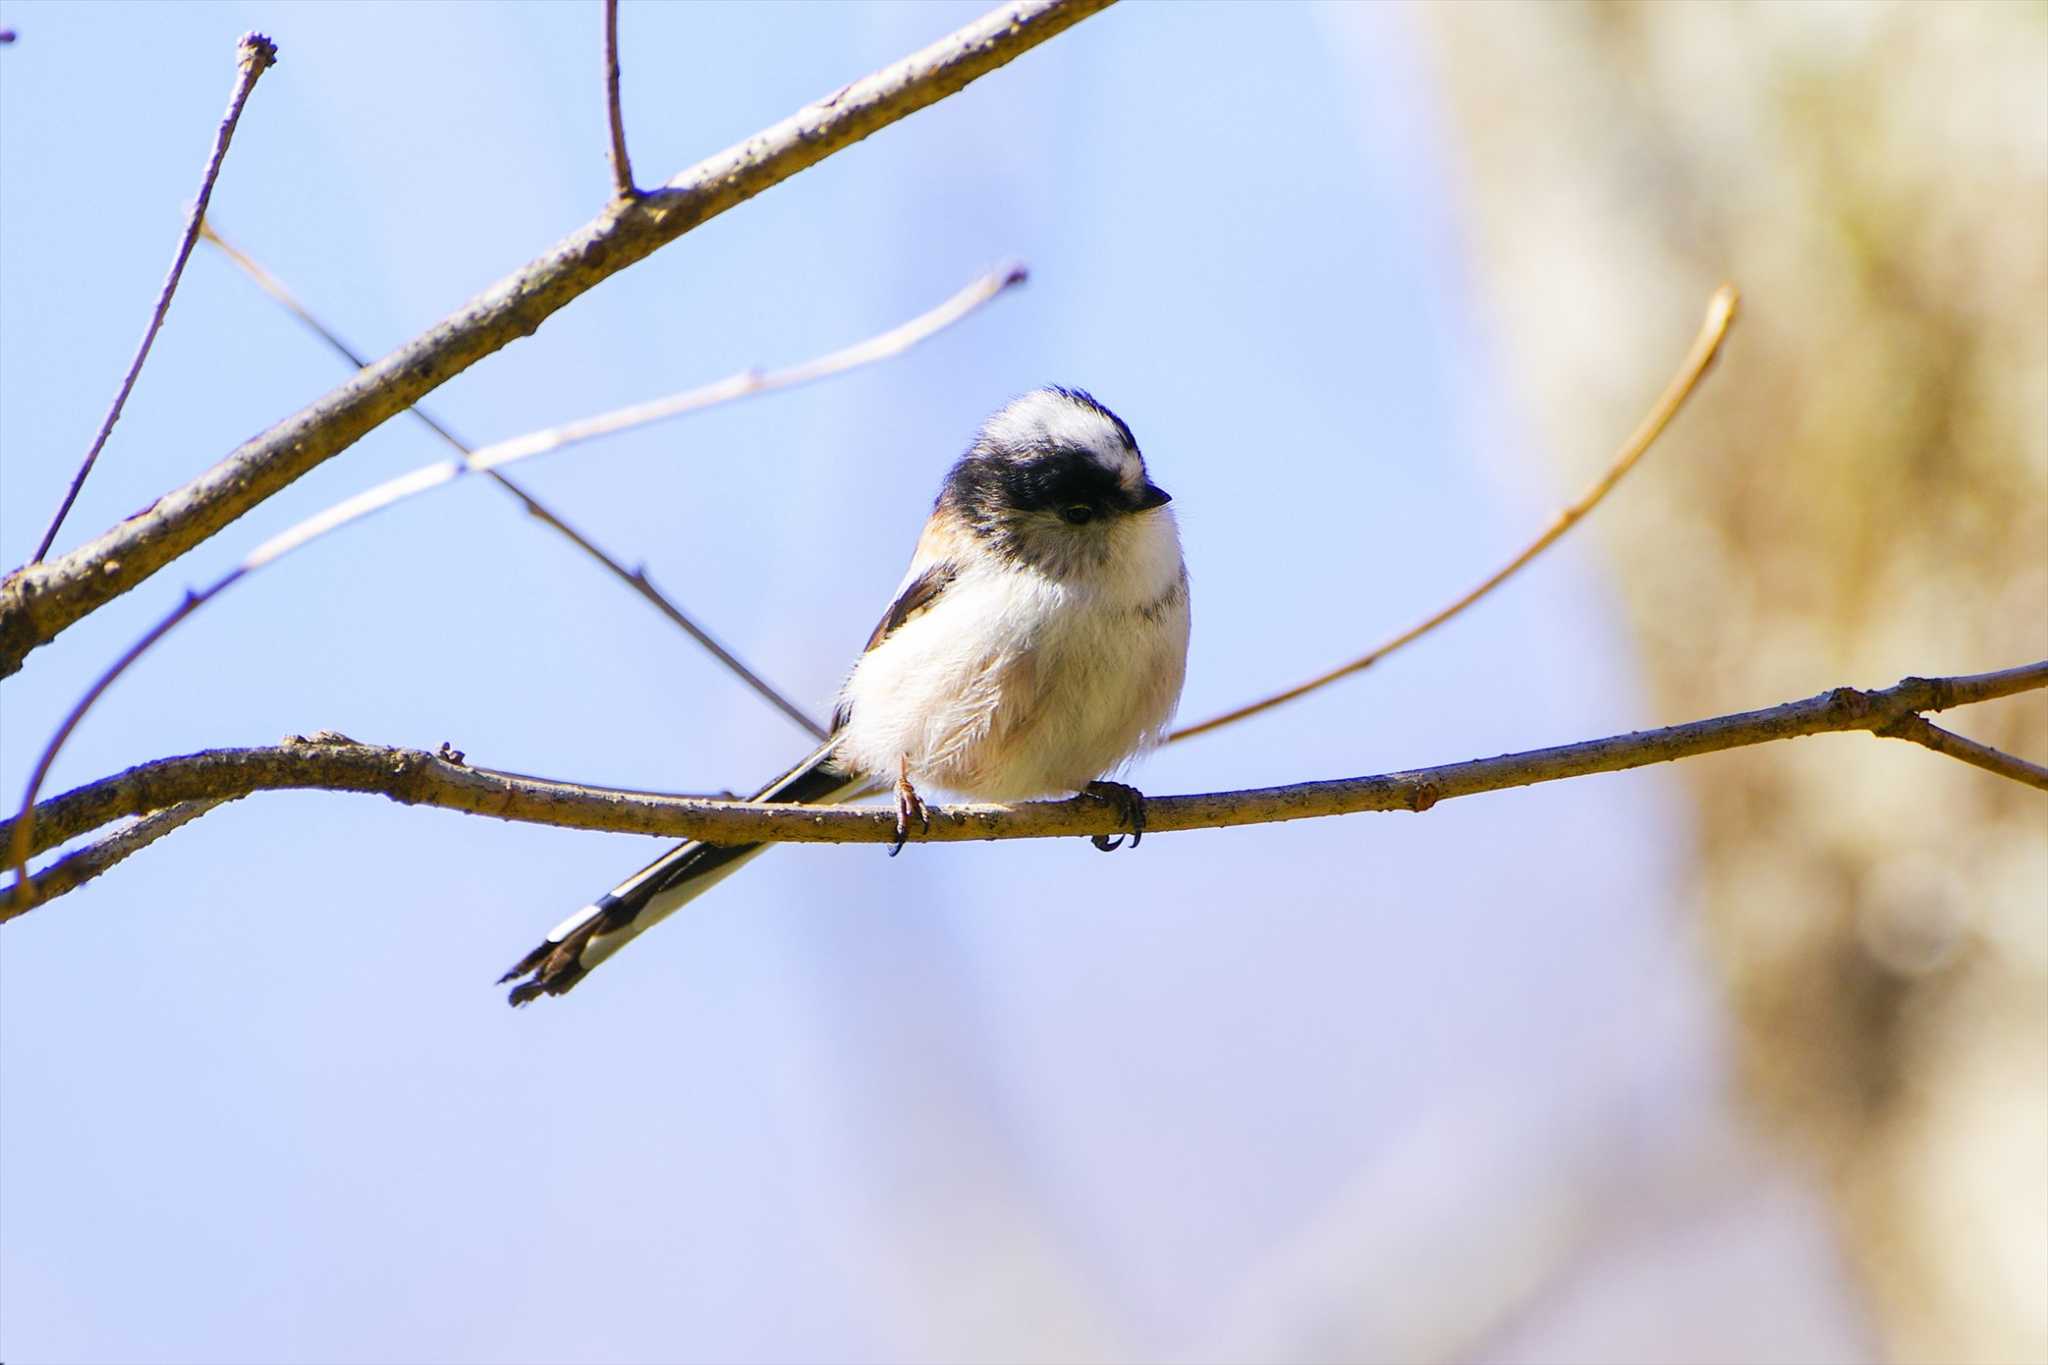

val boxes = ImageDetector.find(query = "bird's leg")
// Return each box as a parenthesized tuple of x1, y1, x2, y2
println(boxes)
(891, 755, 930, 857)
(1083, 780, 1147, 852)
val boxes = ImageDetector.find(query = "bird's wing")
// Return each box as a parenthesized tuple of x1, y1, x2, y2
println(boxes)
(858, 559, 957, 655)
(854, 514, 975, 656)
(830, 551, 960, 734)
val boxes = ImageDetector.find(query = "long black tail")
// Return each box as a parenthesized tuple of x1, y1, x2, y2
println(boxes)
(499, 742, 864, 1005)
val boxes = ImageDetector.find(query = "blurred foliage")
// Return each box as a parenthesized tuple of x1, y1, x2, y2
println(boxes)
(1421, 3, 2046, 1361)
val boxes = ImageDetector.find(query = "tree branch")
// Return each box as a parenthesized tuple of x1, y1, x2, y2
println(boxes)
(200, 220, 832, 740)
(2, 265, 1027, 902)
(10, 800, 224, 906)
(1172, 284, 1739, 743)
(29, 32, 277, 565)
(603, 0, 635, 198)
(1876, 712, 2048, 791)
(0, 0, 1112, 677)
(8, 664, 2040, 921)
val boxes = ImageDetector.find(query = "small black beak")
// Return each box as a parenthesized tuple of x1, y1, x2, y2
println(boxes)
(1129, 481, 1172, 511)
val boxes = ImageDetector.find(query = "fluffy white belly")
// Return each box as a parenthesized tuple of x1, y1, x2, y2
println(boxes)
(834, 563, 1189, 801)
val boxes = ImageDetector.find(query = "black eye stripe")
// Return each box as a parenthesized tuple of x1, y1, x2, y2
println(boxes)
(937, 442, 1140, 534)
(1013, 450, 1123, 511)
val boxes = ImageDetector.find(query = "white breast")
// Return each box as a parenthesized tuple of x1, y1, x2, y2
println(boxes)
(834, 510, 1189, 802)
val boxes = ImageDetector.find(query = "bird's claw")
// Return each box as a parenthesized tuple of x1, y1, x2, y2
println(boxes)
(891, 759, 929, 857)
(1084, 780, 1146, 852)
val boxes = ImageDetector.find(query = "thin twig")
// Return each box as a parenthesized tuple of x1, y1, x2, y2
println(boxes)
(1877, 713, 2048, 791)
(487, 490, 829, 739)
(199, 223, 469, 447)
(604, 0, 635, 198)
(8, 664, 2042, 918)
(0, 0, 1113, 676)
(5, 265, 1026, 903)
(1171, 284, 1740, 744)
(382, 260, 1027, 482)
(29, 33, 277, 565)
(11, 800, 224, 906)
(201, 221, 829, 739)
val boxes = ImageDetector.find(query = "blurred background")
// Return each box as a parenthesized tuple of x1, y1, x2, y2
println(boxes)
(0, 3, 2040, 1363)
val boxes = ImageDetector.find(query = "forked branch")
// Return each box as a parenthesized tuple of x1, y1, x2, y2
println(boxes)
(4, 264, 1027, 898)
(201, 219, 834, 739)
(1877, 713, 2048, 791)
(0, 0, 1113, 676)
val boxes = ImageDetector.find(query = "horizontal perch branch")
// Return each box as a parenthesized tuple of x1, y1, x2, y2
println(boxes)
(0, 0, 1110, 676)
(7, 663, 2040, 920)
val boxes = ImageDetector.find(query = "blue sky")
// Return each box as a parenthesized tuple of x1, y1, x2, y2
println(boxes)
(0, 4, 1864, 1362)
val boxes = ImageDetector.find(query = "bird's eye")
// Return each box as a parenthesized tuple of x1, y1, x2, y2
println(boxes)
(1061, 504, 1094, 525)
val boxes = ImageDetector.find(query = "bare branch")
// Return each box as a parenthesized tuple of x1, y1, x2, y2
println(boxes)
(199, 222, 468, 445)
(604, 0, 635, 198)
(0, 0, 1112, 676)
(11, 800, 224, 906)
(200, 221, 831, 740)
(29, 33, 278, 565)
(9, 664, 2040, 920)
(490, 491, 830, 741)
(1172, 284, 1739, 744)
(1876, 712, 2048, 791)
(4, 265, 1025, 896)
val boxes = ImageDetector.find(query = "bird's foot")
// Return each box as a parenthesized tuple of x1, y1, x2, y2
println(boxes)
(890, 757, 929, 857)
(1084, 780, 1146, 852)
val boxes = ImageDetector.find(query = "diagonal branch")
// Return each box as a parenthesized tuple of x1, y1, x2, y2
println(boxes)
(8, 663, 2041, 920)
(1876, 713, 2048, 791)
(11, 800, 224, 906)
(29, 33, 277, 564)
(0, 0, 1113, 677)
(488, 486, 829, 740)
(1172, 284, 1739, 743)
(201, 220, 830, 739)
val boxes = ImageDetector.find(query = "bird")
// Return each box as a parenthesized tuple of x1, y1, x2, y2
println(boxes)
(499, 386, 1190, 1005)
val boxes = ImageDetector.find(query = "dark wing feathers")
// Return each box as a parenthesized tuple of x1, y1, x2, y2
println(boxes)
(862, 562, 956, 654)
(833, 561, 956, 732)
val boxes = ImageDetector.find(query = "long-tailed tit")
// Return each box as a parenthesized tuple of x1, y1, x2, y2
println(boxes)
(500, 387, 1189, 1005)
